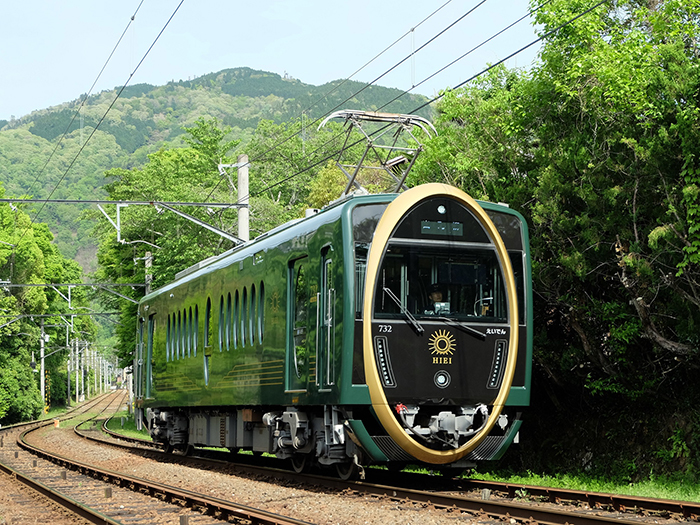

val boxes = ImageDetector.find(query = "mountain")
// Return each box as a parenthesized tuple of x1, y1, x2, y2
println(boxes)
(0, 67, 433, 270)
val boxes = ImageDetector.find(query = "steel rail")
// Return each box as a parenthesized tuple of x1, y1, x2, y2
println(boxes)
(22, 423, 313, 525)
(76, 425, 666, 525)
(0, 393, 125, 525)
(458, 478, 700, 520)
(0, 460, 121, 525)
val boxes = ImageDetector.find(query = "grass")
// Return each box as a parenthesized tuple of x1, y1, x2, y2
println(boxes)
(104, 410, 152, 440)
(464, 470, 700, 503)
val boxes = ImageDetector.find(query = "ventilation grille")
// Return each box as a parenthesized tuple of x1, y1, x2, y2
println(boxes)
(466, 435, 505, 461)
(371, 436, 415, 461)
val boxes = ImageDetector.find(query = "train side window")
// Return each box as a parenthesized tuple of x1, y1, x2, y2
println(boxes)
(292, 259, 308, 379)
(187, 307, 192, 357)
(248, 284, 257, 345)
(183, 309, 188, 357)
(242, 287, 248, 347)
(146, 315, 155, 397)
(226, 292, 232, 351)
(218, 295, 225, 352)
(233, 290, 239, 349)
(178, 311, 183, 359)
(166, 314, 170, 362)
(205, 297, 212, 347)
(193, 306, 198, 356)
(259, 281, 265, 343)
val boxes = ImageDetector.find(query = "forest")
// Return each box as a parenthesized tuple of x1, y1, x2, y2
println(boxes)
(1, 0, 699, 482)
(0, 67, 429, 270)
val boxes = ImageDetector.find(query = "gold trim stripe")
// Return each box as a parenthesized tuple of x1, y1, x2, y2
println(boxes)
(362, 183, 519, 465)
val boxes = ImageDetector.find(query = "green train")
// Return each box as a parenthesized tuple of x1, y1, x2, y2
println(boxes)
(133, 183, 532, 478)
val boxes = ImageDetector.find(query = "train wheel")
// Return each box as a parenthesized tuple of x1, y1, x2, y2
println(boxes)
(162, 442, 174, 454)
(290, 454, 308, 474)
(335, 461, 360, 481)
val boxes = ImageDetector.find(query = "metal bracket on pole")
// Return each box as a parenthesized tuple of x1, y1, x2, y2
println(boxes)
(155, 203, 244, 245)
(97, 203, 129, 244)
(318, 110, 437, 196)
(98, 285, 140, 304)
(50, 285, 73, 309)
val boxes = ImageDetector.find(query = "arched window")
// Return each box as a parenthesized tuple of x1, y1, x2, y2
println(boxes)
(193, 306, 198, 357)
(250, 283, 256, 346)
(166, 314, 170, 362)
(259, 281, 265, 343)
(219, 295, 225, 352)
(233, 290, 239, 349)
(177, 311, 182, 359)
(187, 307, 193, 357)
(205, 298, 212, 348)
(241, 287, 247, 347)
(226, 292, 232, 351)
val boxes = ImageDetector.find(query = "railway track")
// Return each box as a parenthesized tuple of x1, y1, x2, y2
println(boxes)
(7, 396, 697, 525)
(74, 415, 700, 525)
(1, 392, 313, 525)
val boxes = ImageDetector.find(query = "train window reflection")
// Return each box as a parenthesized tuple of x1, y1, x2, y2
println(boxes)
(374, 244, 507, 323)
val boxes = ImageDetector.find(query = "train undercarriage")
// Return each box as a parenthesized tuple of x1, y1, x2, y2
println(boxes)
(142, 402, 505, 479)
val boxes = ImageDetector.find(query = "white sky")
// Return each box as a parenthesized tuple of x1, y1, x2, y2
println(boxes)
(0, 1, 541, 121)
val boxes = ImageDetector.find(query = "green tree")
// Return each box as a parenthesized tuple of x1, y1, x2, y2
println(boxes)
(0, 184, 96, 423)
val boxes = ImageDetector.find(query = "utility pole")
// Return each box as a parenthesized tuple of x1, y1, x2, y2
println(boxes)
(238, 154, 249, 242)
(80, 341, 85, 401)
(40, 320, 46, 412)
(145, 251, 152, 295)
(66, 343, 71, 407)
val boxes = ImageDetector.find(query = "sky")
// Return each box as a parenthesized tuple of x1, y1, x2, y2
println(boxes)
(0, 1, 542, 122)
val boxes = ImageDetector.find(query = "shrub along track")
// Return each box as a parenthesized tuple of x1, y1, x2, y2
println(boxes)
(2, 391, 312, 525)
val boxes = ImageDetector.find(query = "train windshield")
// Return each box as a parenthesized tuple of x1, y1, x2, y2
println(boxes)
(373, 242, 507, 323)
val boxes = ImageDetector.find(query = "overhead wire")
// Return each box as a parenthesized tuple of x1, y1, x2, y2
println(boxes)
(244, 0, 609, 201)
(202, 0, 489, 204)
(17, 0, 186, 248)
(21, 1, 146, 205)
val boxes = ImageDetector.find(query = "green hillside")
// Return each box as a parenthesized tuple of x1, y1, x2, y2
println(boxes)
(0, 67, 432, 269)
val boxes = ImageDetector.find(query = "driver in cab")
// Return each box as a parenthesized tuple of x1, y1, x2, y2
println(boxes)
(425, 284, 449, 315)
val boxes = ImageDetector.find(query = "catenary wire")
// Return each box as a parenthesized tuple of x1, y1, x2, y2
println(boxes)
(21, 1, 146, 205)
(266, 0, 454, 148)
(202, 0, 489, 204)
(245, 0, 609, 201)
(16, 0, 186, 249)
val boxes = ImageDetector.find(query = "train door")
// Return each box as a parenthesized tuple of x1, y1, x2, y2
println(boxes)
(145, 314, 155, 398)
(135, 318, 144, 401)
(316, 247, 335, 390)
(286, 257, 309, 391)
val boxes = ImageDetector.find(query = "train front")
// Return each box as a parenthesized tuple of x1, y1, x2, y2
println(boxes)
(362, 183, 519, 465)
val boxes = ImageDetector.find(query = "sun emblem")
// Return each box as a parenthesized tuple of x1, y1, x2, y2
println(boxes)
(429, 330, 456, 356)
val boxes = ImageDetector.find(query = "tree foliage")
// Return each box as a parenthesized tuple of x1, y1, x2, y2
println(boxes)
(93, 117, 351, 366)
(409, 0, 700, 477)
(413, 0, 700, 400)
(0, 184, 95, 424)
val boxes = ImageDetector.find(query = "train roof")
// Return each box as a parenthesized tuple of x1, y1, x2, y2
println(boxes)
(141, 191, 396, 302)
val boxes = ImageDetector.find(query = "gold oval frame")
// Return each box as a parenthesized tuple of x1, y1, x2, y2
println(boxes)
(362, 183, 519, 464)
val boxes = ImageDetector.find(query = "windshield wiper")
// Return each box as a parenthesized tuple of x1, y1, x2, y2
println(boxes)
(382, 287, 424, 334)
(435, 316, 486, 341)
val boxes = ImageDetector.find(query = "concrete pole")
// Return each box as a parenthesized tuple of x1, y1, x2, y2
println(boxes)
(40, 319, 45, 411)
(238, 154, 249, 242)
(66, 343, 71, 407)
(145, 251, 152, 295)
(80, 341, 84, 402)
(75, 339, 79, 403)
(94, 349, 97, 394)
